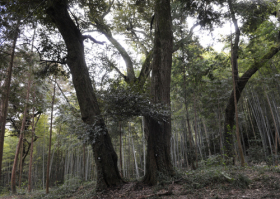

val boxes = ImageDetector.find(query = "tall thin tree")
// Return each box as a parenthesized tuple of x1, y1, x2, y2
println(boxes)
(11, 73, 32, 193)
(0, 20, 20, 181)
(46, 77, 56, 194)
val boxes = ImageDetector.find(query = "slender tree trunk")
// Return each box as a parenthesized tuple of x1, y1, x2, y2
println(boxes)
(142, 117, 146, 176)
(265, 90, 280, 164)
(228, 6, 245, 165)
(193, 96, 199, 168)
(19, 133, 24, 188)
(230, 50, 245, 166)
(28, 101, 36, 192)
(11, 73, 32, 193)
(186, 106, 196, 170)
(119, 123, 123, 177)
(46, 0, 122, 190)
(143, 0, 174, 185)
(0, 20, 20, 182)
(46, 77, 56, 194)
(202, 119, 211, 156)
(129, 124, 139, 179)
(83, 144, 86, 180)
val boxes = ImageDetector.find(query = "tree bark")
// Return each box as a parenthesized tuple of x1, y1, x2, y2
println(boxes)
(227, 0, 245, 166)
(224, 42, 280, 164)
(28, 100, 36, 192)
(46, 0, 122, 190)
(265, 90, 280, 164)
(11, 73, 32, 193)
(119, 123, 123, 177)
(0, 20, 20, 182)
(143, 0, 174, 185)
(46, 77, 56, 194)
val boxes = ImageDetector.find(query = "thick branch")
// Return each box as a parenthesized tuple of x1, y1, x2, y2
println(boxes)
(101, 0, 115, 19)
(225, 44, 280, 131)
(137, 49, 153, 86)
(130, 29, 149, 56)
(54, 80, 78, 112)
(82, 35, 105, 45)
(95, 21, 135, 83)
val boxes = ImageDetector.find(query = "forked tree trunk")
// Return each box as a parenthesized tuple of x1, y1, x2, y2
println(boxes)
(143, 0, 174, 185)
(224, 0, 280, 163)
(228, 0, 245, 166)
(46, 0, 122, 190)
(0, 20, 20, 182)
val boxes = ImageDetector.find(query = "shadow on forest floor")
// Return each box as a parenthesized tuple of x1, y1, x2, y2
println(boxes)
(2, 164, 280, 199)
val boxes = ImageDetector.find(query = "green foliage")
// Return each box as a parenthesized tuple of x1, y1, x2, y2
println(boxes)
(234, 0, 277, 34)
(178, 0, 226, 30)
(204, 155, 225, 167)
(98, 85, 170, 122)
(182, 167, 251, 193)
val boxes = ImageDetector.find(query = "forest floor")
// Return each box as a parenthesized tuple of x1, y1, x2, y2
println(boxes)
(2, 164, 280, 199)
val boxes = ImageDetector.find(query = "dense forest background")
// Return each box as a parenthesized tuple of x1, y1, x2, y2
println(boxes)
(1, 0, 280, 197)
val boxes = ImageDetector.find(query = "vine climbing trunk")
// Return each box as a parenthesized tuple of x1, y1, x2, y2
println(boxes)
(46, 0, 122, 190)
(143, 0, 174, 185)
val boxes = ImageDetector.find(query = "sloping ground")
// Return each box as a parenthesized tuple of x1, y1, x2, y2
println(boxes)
(2, 165, 280, 199)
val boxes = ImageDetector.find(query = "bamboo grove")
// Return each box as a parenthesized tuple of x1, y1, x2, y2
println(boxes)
(0, 0, 280, 194)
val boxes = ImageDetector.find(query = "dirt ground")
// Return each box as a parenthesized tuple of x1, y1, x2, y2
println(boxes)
(80, 166, 280, 199)
(2, 165, 280, 199)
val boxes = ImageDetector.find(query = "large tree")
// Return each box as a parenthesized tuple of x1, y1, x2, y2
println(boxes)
(45, 0, 123, 190)
(143, 0, 174, 184)
(223, 0, 280, 163)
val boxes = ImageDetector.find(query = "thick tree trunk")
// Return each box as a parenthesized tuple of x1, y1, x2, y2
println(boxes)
(0, 20, 20, 182)
(143, 0, 174, 185)
(46, 0, 122, 190)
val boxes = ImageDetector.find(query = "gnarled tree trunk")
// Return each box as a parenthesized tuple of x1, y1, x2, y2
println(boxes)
(46, 0, 122, 190)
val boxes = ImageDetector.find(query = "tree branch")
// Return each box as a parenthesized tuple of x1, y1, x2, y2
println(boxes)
(82, 35, 105, 45)
(137, 49, 153, 86)
(105, 57, 126, 79)
(173, 23, 199, 53)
